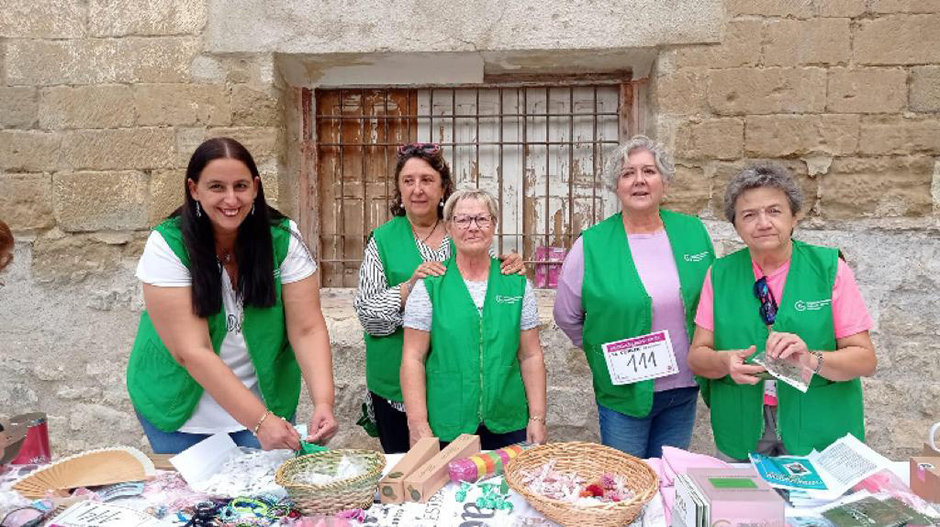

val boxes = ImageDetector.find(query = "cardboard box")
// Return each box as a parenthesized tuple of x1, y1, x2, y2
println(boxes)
(673, 468, 785, 527)
(402, 434, 480, 503)
(377, 437, 440, 504)
(910, 456, 940, 504)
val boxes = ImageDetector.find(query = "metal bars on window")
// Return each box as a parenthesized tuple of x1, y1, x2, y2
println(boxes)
(313, 84, 627, 287)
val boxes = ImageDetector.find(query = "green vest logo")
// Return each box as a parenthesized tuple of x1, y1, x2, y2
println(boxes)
(496, 295, 523, 304)
(684, 251, 710, 262)
(794, 299, 831, 312)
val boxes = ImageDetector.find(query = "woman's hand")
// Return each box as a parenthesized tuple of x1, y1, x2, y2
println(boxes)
(256, 413, 302, 451)
(408, 420, 434, 448)
(766, 331, 815, 382)
(499, 252, 526, 275)
(306, 405, 338, 445)
(526, 419, 547, 445)
(725, 345, 766, 385)
(408, 261, 447, 286)
(766, 331, 809, 361)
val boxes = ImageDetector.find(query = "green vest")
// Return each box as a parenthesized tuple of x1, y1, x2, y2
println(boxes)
(126, 217, 301, 432)
(581, 209, 714, 417)
(424, 257, 529, 442)
(364, 215, 455, 402)
(708, 240, 865, 459)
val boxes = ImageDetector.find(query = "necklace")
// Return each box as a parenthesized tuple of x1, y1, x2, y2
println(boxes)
(413, 218, 440, 244)
(218, 249, 233, 264)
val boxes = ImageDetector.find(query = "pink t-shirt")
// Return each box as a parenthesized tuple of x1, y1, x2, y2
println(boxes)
(694, 258, 873, 338)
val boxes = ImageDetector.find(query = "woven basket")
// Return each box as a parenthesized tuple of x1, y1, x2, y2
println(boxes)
(274, 449, 386, 515)
(505, 442, 659, 527)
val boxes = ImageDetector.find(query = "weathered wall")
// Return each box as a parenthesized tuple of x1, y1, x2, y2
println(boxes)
(1, 0, 939, 461)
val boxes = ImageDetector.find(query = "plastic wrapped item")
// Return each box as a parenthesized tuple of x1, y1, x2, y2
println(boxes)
(852, 468, 940, 520)
(449, 444, 526, 483)
(192, 448, 292, 498)
(296, 455, 366, 485)
(750, 348, 813, 393)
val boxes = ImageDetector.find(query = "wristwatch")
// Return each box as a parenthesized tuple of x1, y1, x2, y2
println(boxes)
(810, 351, 824, 375)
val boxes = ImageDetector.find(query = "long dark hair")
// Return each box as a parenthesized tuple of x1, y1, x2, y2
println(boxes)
(173, 137, 283, 318)
(389, 148, 455, 217)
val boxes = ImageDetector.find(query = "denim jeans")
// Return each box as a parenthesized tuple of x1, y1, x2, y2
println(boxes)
(136, 411, 261, 454)
(597, 386, 698, 459)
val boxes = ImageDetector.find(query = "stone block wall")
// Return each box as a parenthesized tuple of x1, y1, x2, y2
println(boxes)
(1, 0, 938, 460)
(651, 0, 940, 457)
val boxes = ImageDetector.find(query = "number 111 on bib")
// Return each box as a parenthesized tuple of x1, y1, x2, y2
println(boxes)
(601, 330, 679, 385)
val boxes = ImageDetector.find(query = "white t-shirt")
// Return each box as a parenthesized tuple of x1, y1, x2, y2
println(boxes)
(136, 220, 317, 434)
(403, 278, 539, 332)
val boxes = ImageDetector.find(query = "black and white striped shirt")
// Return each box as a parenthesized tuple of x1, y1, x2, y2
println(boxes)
(353, 234, 454, 337)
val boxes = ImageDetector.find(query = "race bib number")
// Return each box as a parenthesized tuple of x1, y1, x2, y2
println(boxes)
(601, 330, 679, 385)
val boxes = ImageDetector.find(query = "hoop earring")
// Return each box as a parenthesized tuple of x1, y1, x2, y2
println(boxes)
(195, 201, 202, 218)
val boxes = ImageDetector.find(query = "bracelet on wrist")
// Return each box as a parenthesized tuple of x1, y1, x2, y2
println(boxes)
(529, 415, 546, 423)
(252, 410, 272, 435)
(811, 351, 824, 375)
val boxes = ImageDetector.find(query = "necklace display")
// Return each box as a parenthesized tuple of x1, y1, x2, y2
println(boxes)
(413, 218, 440, 244)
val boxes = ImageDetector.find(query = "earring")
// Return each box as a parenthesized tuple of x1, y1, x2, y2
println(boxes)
(195, 201, 202, 218)
(251, 203, 256, 215)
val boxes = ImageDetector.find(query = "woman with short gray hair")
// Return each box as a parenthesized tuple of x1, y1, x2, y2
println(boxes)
(553, 135, 715, 458)
(688, 162, 877, 462)
(401, 189, 548, 449)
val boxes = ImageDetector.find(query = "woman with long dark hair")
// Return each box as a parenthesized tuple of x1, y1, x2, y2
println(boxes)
(127, 137, 337, 454)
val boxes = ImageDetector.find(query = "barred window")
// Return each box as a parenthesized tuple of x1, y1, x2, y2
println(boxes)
(306, 82, 641, 287)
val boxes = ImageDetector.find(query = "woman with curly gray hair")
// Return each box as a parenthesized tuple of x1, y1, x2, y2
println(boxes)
(553, 135, 715, 458)
(688, 162, 876, 462)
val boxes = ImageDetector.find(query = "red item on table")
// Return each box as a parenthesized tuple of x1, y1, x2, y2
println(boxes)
(11, 413, 51, 465)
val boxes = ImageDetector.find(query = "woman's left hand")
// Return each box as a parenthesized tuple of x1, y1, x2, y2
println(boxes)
(306, 405, 338, 445)
(526, 419, 547, 445)
(766, 331, 809, 361)
(499, 252, 526, 275)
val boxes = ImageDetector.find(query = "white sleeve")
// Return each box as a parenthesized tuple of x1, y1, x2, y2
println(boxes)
(136, 231, 191, 287)
(279, 220, 318, 284)
(520, 279, 539, 330)
(403, 280, 433, 332)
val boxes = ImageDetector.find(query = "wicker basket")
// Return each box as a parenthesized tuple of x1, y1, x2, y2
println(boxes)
(505, 442, 659, 527)
(274, 449, 386, 515)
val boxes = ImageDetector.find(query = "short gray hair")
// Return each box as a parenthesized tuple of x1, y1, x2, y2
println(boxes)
(443, 188, 500, 224)
(605, 135, 676, 189)
(724, 162, 804, 224)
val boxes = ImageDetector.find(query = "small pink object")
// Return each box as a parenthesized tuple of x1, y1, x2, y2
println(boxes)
(534, 246, 566, 289)
(11, 413, 51, 465)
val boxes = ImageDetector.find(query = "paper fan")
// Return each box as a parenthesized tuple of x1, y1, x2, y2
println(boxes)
(12, 446, 156, 499)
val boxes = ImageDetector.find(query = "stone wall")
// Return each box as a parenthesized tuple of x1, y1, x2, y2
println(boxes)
(1, 0, 938, 461)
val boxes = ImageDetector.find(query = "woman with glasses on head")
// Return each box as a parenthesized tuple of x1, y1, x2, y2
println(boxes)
(354, 144, 524, 454)
(688, 162, 876, 462)
(400, 188, 547, 449)
(126, 137, 338, 454)
(553, 135, 715, 459)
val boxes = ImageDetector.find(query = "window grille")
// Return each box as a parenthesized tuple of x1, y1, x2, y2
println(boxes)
(310, 83, 635, 287)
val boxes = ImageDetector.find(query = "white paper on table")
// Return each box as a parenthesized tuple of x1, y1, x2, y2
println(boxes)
(807, 434, 890, 497)
(169, 433, 239, 485)
(48, 500, 164, 527)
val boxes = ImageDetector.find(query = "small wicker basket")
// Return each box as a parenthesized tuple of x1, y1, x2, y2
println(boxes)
(274, 449, 386, 515)
(504, 442, 659, 527)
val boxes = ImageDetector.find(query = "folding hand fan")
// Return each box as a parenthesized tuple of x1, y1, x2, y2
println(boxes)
(12, 446, 156, 499)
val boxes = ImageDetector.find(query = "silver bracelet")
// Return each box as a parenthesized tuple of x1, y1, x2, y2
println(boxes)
(811, 351, 824, 375)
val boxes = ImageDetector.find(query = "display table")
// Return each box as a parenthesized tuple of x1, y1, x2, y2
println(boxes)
(0, 453, 921, 527)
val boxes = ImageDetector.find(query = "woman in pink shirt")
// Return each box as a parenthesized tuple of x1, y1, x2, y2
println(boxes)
(688, 163, 876, 462)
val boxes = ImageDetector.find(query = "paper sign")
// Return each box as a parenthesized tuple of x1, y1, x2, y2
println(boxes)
(169, 432, 239, 485)
(48, 501, 162, 527)
(601, 330, 679, 385)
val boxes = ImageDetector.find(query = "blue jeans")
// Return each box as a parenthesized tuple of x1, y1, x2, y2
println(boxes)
(597, 386, 698, 459)
(136, 411, 261, 454)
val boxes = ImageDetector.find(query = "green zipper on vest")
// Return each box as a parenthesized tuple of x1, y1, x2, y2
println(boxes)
(478, 314, 484, 422)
